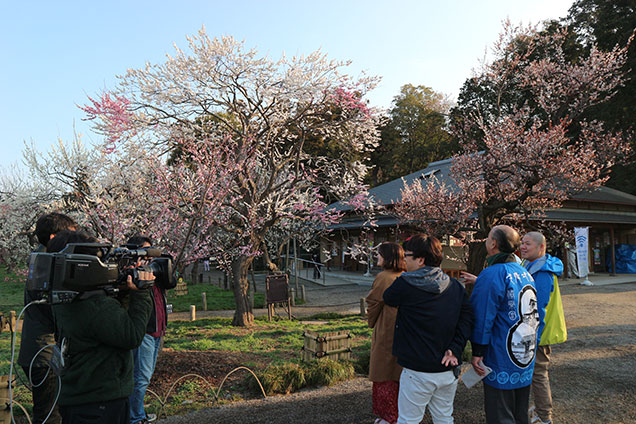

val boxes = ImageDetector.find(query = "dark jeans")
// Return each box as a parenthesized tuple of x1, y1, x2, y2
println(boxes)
(59, 398, 129, 424)
(484, 383, 531, 424)
(22, 365, 62, 424)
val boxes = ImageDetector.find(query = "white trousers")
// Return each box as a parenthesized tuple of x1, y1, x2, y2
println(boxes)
(397, 368, 458, 424)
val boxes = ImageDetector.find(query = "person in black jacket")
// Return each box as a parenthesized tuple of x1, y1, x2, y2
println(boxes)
(48, 230, 153, 424)
(383, 234, 473, 424)
(128, 235, 177, 424)
(18, 212, 76, 424)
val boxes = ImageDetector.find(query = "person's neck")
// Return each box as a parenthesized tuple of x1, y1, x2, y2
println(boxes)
(486, 252, 513, 267)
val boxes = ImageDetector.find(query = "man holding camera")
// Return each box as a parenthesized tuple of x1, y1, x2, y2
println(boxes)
(18, 212, 76, 424)
(127, 235, 176, 424)
(48, 230, 153, 424)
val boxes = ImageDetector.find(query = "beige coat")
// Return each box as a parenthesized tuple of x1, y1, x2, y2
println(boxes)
(367, 270, 403, 382)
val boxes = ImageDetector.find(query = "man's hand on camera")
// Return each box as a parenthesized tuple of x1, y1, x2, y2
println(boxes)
(136, 270, 155, 290)
(126, 271, 155, 291)
(126, 275, 139, 291)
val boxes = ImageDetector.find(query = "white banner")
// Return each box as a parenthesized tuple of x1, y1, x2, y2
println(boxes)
(574, 227, 590, 279)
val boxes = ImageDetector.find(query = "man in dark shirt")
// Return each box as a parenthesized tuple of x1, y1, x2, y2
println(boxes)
(128, 235, 176, 424)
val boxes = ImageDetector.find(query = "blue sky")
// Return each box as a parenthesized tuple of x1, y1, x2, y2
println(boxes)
(0, 0, 574, 169)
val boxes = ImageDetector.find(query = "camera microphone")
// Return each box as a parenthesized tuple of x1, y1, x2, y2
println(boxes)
(136, 247, 162, 257)
(114, 247, 162, 257)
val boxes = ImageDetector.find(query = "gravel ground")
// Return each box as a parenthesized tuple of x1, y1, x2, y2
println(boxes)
(159, 280, 636, 424)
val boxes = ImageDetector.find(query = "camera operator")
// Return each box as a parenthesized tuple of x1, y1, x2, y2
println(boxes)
(48, 230, 153, 424)
(18, 212, 76, 424)
(127, 235, 176, 424)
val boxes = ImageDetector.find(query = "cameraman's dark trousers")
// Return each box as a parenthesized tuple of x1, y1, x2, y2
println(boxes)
(20, 365, 61, 424)
(18, 278, 62, 424)
(59, 397, 129, 424)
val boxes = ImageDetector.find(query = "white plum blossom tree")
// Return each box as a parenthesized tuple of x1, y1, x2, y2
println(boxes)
(0, 166, 54, 272)
(81, 30, 381, 326)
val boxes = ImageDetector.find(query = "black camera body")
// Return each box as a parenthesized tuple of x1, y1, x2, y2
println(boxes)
(26, 243, 174, 304)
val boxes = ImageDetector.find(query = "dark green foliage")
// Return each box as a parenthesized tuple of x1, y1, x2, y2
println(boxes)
(566, 0, 636, 194)
(368, 85, 458, 186)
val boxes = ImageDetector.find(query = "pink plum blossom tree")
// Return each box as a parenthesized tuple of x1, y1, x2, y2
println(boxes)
(394, 22, 632, 274)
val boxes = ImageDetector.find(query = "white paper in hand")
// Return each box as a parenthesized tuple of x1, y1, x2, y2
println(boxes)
(460, 361, 492, 389)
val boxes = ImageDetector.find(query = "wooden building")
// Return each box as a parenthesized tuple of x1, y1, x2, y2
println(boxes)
(324, 158, 636, 275)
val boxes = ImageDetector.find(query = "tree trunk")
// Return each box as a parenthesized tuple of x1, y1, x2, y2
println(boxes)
(467, 241, 487, 275)
(261, 243, 278, 272)
(465, 241, 488, 297)
(231, 255, 255, 326)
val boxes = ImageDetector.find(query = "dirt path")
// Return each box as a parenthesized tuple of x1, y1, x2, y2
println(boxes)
(170, 282, 371, 320)
(158, 282, 636, 424)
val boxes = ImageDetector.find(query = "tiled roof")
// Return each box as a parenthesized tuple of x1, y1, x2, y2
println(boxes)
(330, 158, 636, 212)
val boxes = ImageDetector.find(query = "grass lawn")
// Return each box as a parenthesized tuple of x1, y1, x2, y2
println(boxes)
(150, 314, 372, 415)
(167, 283, 266, 312)
(164, 314, 371, 360)
(0, 267, 27, 316)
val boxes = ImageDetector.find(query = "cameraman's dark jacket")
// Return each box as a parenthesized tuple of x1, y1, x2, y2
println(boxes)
(52, 289, 151, 406)
(18, 244, 54, 368)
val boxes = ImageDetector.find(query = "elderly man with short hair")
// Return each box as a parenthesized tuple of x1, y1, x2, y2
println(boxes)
(520, 232, 567, 424)
(465, 225, 540, 424)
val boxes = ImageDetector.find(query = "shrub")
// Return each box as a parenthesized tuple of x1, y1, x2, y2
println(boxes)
(251, 362, 306, 395)
(353, 340, 371, 376)
(248, 359, 354, 395)
(304, 359, 354, 387)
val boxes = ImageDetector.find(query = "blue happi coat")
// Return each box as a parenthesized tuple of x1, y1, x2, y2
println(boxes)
(470, 261, 540, 389)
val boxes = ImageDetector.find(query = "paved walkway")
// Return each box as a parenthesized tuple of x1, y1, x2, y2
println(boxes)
(292, 269, 636, 288)
(558, 273, 636, 286)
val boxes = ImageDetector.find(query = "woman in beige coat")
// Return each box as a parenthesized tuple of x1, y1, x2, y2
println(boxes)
(367, 242, 406, 424)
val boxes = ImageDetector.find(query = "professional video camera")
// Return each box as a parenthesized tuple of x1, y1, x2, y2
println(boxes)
(25, 243, 174, 304)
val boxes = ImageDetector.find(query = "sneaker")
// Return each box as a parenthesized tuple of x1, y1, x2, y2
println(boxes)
(134, 414, 157, 424)
(530, 416, 552, 424)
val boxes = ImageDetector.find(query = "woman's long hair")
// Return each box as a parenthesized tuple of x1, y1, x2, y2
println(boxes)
(378, 242, 406, 272)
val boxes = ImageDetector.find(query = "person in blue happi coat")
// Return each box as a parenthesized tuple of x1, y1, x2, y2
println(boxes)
(463, 225, 541, 424)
